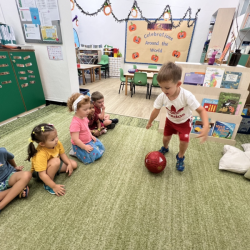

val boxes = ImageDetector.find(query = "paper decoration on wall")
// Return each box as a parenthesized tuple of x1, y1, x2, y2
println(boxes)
(131, 7, 138, 18)
(125, 19, 195, 64)
(73, 0, 200, 27)
(73, 28, 80, 48)
(70, 0, 74, 11)
(41, 26, 59, 41)
(47, 46, 63, 60)
(163, 11, 171, 21)
(72, 15, 78, 26)
(103, 2, 112, 16)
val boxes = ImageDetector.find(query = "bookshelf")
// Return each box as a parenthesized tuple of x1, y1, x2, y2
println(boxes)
(158, 62, 250, 146)
(205, 8, 235, 60)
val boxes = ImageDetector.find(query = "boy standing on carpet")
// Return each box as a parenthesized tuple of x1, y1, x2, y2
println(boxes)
(146, 62, 209, 172)
(91, 91, 119, 129)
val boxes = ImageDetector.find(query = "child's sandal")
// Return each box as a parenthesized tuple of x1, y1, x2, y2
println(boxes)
(18, 186, 29, 198)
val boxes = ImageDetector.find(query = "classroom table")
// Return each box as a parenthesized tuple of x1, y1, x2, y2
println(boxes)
(137, 68, 159, 73)
(78, 64, 102, 84)
(124, 72, 154, 95)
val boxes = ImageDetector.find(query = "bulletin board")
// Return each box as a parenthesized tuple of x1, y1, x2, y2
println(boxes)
(125, 19, 196, 65)
(15, 0, 62, 44)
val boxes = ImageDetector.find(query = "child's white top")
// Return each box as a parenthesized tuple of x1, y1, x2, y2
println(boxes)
(154, 87, 200, 124)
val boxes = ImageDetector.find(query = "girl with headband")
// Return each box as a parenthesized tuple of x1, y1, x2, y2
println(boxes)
(67, 93, 105, 164)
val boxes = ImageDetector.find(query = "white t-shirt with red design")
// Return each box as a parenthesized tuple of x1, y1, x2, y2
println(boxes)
(154, 87, 200, 124)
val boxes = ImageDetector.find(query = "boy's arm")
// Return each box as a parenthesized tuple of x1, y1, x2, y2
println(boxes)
(196, 106, 209, 143)
(8, 159, 17, 168)
(98, 108, 105, 120)
(97, 119, 101, 130)
(146, 108, 160, 129)
(8, 158, 24, 171)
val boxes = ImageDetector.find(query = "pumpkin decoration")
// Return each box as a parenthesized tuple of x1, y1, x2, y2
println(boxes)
(177, 31, 186, 39)
(132, 52, 139, 59)
(131, 7, 138, 18)
(129, 22, 137, 31)
(163, 10, 171, 21)
(103, 2, 112, 16)
(172, 50, 181, 58)
(70, 0, 74, 11)
(133, 36, 141, 44)
(151, 55, 159, 62)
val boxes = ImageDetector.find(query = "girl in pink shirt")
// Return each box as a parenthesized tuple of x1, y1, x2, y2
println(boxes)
(67, 93, 105, 164)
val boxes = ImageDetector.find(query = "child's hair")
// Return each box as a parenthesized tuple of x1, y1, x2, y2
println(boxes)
(26, 123, 55, 161)
(157, 62, 182, 84)
(67, 93, 90, 112)
(91, 91, 104, 102)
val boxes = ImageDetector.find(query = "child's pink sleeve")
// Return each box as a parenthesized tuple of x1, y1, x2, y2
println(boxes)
(70, 119, 80, 132)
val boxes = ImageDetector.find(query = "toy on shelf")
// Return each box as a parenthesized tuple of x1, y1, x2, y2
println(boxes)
(208, 50, 218, 65)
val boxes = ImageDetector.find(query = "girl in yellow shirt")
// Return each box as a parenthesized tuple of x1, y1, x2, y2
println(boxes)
(27, 123, 77, 196)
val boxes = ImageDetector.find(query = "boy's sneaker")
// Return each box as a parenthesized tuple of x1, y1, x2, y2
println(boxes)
(111, 118, 119, 124)
(159, 146, 169, 155)
(176, 153, 185, 172)
(44, 184, 56, 195)
(107, 123, 115, 129)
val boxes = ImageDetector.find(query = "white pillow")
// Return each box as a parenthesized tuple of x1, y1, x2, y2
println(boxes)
(219, 145, 250, 174)
(242, 143, 250, 152)
(244, 167, 250, 179)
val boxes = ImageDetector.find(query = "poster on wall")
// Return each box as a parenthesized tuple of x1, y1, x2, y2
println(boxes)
(125, 19, 196, 65)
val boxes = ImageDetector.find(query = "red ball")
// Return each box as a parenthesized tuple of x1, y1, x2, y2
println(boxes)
(145, 151, 167, 173)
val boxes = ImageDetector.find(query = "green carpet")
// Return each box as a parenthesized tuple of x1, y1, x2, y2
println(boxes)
(1, 105, 250, 250)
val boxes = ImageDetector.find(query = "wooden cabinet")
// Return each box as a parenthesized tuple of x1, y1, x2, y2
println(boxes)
(0, 50, 45, 123)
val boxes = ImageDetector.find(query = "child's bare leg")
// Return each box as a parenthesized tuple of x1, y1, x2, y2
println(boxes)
(60, 159, 78, 172)
(103, 119, 112, 126)
(0, 189, 27, 201)
(104, 114, 110, 120)
(45, 158, 61, 180)
(0, 189, 11, 201)
(178, 141, 189, 158)
(0, 171, 32, 210)
(163, 135, 172, 149)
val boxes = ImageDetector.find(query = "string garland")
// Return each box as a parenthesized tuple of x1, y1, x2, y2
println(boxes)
(73, 0, 201, 28)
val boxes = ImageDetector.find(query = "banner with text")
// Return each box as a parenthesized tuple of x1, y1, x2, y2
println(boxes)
(125, 19, 196, 65)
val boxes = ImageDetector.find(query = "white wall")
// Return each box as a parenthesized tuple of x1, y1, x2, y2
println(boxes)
(0, 0, 79, 103)
(72, 0, 239, 71)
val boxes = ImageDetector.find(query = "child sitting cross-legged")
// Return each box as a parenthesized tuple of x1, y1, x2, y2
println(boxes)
(0, 148, 31, 213)
(67, 93, 105, 164)
(27, 123, 77, 196)
(88, 100, 107, 137)
(91, 91, 119, 129)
